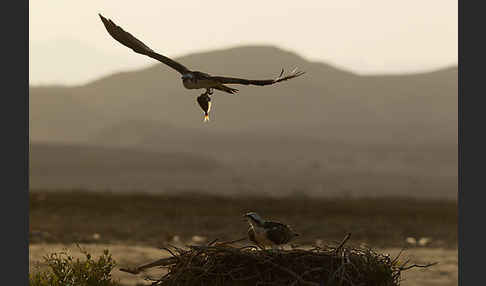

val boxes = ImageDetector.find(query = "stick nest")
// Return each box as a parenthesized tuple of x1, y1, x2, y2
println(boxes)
(122, 235, 435, 286)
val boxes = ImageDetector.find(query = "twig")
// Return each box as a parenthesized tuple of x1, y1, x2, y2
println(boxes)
(119, 267, 140, 274)
(207, 238, 219, 246)
(162, 246, 180, 259)
(119, 257, 178, 275)
(399, 262, 438, 271)
(214, 237, 247, 246)
(300, 267, 326, 278)
(391, 247, 406, 265)
(264, 260, 319, 286)
(334, 233, 352, 254)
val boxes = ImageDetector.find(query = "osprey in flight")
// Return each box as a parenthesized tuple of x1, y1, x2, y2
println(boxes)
(244, 212, 299, 250)
(99, 14, 305, 121)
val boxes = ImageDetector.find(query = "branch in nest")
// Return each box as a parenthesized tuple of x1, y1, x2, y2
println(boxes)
(212, 237, 247, 246)
(264, 260, 320, 286)
(399, 262, 438, 271)
(334, 233, 352, 254)
(119, 267, 140, 275)
(120, 237, 248, 276)
(119, 257, 178, 275)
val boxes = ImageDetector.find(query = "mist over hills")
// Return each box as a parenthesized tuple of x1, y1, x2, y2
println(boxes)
(29, 46, 457, 198)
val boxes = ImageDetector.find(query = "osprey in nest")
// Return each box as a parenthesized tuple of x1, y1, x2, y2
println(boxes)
(99, 14, 305, 121)
(244, 212, 299, 250)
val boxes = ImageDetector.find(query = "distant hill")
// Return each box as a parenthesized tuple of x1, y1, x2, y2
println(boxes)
(29, 46, 457, 198)
(30, 142, 223, 192)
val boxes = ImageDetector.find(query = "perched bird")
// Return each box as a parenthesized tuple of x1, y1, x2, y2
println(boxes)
(244, 212, 299, 250)
(99, 14, 305, 121)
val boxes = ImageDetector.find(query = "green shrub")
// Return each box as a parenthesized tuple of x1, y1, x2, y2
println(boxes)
(30, 245, 120, 286)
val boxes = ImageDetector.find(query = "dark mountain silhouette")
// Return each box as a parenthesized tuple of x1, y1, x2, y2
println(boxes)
(29, 46, 457, 198)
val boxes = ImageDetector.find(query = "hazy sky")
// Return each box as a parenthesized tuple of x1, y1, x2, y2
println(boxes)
(29, 0, 457, 85)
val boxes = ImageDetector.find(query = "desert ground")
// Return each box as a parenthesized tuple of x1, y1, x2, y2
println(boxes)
(29, 191, 457, 285)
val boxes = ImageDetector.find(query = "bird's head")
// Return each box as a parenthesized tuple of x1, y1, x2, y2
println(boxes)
(244, 212, 265, 226)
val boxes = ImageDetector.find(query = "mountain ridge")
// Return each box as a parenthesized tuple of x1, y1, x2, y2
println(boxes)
(29, 45, 457, 198)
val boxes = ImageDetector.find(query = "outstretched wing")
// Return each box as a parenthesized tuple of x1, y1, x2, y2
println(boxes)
(210, 68, 305, 86)
(99, 14, 190, 75)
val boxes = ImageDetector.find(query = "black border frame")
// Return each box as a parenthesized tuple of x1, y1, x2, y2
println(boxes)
(459, 0, 482, 285)
(458, 0, 462, 282)
(5, 0, 28, 285)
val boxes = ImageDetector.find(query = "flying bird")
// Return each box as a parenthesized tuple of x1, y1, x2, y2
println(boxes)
(244, 212, 299, 250)
(98, 14, 305, 121)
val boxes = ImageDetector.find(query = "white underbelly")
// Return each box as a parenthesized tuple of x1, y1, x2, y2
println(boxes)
(183, 79, 217, 89)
